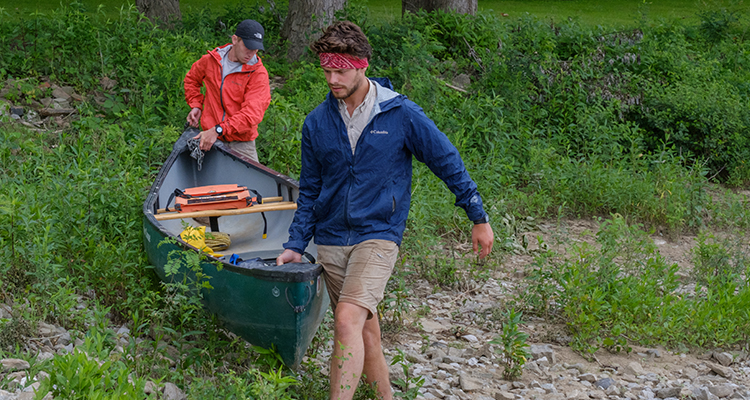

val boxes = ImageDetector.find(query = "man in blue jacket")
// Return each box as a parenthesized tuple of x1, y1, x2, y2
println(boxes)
(276, 21, 494, 400)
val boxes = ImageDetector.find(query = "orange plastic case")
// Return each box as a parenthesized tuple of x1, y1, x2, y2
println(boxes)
(174, 184, 254, 213)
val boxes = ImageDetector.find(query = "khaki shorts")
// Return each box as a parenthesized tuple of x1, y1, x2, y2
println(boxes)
(222, 140, 258, 163)
(318, 239, 399, 319)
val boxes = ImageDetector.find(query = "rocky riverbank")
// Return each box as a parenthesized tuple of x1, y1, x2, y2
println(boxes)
(1, 219, 749, 400)
(373, 277, 750, 400)
(2, 278, 749, 400)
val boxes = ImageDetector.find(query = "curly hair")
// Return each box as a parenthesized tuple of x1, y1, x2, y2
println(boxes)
(310, 21, 372, 60)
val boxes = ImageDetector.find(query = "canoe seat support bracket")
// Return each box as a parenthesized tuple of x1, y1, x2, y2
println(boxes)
(285, 286, 312, 313)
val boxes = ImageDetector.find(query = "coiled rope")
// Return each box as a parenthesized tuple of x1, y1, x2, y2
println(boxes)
(205, 231, 231, 252)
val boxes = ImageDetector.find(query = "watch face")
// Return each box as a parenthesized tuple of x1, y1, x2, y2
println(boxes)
(216, 125, 223, 133)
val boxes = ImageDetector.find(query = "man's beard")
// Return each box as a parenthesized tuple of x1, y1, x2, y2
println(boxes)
(331, 78, 362, 100)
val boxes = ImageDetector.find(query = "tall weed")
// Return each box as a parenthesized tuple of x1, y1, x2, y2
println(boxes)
(691, 229, 749, 288)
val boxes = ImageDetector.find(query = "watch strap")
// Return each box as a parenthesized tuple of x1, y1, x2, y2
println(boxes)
(472, 214, 490, 225)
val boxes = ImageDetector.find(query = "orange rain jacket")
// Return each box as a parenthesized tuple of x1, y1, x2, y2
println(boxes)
(184, 43, 271, 142)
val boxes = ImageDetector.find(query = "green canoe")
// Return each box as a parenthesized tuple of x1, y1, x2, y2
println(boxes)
(142, 129, 328, 369)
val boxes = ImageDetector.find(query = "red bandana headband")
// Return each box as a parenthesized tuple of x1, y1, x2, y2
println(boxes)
(319, 53, 369, 69)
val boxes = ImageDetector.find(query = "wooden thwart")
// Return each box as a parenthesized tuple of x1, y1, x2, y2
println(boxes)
(155, 200, 296, 221)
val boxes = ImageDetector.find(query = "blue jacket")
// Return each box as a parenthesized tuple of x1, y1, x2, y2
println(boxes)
(284, 79, 487, 254)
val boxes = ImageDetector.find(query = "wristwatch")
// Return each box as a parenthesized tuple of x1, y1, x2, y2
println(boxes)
(472, 214, 490, 225)
(214, 124, 224, 138)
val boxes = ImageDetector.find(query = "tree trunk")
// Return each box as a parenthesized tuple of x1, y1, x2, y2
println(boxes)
(402, 0, 477, 16)
(136, 0, 182, 28)
(281, 0, 346, 61)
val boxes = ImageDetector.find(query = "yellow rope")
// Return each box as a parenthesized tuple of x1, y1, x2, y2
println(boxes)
(205, 232, 231, 252)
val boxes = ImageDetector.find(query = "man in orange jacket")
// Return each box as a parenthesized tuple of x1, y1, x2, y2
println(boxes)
(184, 19, 271, 163)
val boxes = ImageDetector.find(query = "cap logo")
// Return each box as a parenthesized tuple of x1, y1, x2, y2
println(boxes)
(255, 33, 262, 39)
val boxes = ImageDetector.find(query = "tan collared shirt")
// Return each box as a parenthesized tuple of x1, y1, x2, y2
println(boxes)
(338, 80, 377, 154)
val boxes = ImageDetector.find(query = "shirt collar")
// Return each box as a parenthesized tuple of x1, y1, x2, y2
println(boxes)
(337, 79, 376, 113)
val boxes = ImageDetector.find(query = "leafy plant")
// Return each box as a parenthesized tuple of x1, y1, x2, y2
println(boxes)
(415, 253, 461, 289)
(0, 314, 33, 352)
(691, 230, 749, 288)
(36, 334, 149, 400)
(378, 261, 414, 332)
(698, 6, 741, 43)
(251, 344, 286, 371)
(390, 349, 425, 399)
(156, 233, 220, 332)
(518, 242, 562, 318)
(249, 368, 298, 400)
(490, 308, 530, 380)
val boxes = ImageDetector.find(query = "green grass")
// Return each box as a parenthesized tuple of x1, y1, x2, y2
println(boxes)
(0, 0, 276, 19)
(1, 0, 738, 27)
(361, 0, 726, 27)
(480, 0, 708, 26)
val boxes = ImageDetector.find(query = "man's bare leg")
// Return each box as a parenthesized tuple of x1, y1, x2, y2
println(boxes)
(330, 302, 368, 400)
(362, 316, 392, 400)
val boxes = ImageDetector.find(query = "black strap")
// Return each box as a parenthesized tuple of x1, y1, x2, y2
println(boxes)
(261, 212, 268, 239)
(248, 188, 263, 204)
(165, 188, 186, 212)
(303, 252, 316, 264)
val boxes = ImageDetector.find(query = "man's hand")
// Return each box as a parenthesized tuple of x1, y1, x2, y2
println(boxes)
(472, 223, 494, 259)
(187, 107, 202, 127)
(193, 127, 219, 151)
(276, 249, 302, 266)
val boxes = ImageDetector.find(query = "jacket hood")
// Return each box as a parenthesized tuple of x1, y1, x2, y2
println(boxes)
(371, 79, 400, 116)
(210, 43, 262, 71)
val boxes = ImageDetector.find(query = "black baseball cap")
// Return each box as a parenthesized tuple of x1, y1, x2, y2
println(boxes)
(235, 19, 264, 51)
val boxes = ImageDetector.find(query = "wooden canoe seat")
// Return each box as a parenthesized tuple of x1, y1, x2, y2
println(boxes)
(154, 196, 297, 221)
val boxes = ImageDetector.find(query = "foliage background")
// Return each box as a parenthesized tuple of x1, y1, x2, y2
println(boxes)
(0, 0, 749, 397)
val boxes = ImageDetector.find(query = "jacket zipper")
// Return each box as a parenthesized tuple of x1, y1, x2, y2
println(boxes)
(343, 117, 354, 245)
(335, 84, 391, 246)
(345, 163, 354, 246)
(344, 115, 380, 246)
(218, 60, 252, 124)
(219, 77, 227, 122)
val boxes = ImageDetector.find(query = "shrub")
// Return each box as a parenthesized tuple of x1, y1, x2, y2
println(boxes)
(691, 230, 749, 288)
(635, 77, 749, 181)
